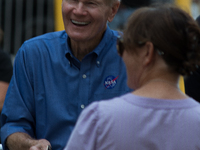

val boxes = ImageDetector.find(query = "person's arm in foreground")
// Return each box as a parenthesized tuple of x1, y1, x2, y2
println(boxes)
(6, 132, 51, 150)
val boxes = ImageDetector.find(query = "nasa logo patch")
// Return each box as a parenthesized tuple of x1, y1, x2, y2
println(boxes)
(104, 75, 119, 89)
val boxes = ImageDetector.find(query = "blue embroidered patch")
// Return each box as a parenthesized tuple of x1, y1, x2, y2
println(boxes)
(104, 75, 118, 89)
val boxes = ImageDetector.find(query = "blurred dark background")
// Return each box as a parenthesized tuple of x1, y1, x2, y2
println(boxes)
(0, 0, 54, 55)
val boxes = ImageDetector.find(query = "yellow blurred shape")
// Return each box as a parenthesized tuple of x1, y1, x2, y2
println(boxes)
(54, 0, 65, 31)
(175, 0, 192, 14)
(175, 0, 192, 93)
(179, 76, 185, 93)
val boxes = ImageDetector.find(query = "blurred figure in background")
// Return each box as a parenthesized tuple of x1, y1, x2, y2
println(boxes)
(64, 4, 200, 150)
(184, 15, 200, 103)
(108, 0, 174, 31)
(0, 27, 13, 143)
(191, 0, 200, 19)
(0, 27, 12, 113)
(108, 0, 151, 30)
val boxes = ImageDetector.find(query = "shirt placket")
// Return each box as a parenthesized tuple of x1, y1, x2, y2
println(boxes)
(78, 57, 91, 114)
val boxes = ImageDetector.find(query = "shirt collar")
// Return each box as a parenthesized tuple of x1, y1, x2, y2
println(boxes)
(92, 26, 112, 56)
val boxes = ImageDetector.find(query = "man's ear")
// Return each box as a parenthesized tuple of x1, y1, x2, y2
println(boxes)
(142, 42, 155, 66)
(107, 1, 120, 22)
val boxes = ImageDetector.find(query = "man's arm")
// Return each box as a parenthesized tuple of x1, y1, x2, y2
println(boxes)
(6, 132, 51, 150)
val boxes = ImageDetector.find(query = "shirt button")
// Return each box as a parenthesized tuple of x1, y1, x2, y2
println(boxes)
(82, 74, 87, 79)
(81, 105, 85, 109)
(97, 61, 100, 65)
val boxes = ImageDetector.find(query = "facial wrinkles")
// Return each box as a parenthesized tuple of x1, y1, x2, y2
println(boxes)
(66, 2, 88, 26)
(66, 0, 104, 7)
(65, 0, 111, 13)
(63, 0, 111, 41)
(65, 1, 108, 48)
(68, 0, 107, 19)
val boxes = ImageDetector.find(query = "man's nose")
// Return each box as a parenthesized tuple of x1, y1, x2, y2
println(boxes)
(73, 3, 87, 15)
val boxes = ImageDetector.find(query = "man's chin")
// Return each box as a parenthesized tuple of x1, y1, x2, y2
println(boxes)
(67, 32, 90, 42)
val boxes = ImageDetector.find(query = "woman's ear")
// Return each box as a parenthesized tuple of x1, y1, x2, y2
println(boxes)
(142, 42, 155, 66)
(107, 1, 120, 22)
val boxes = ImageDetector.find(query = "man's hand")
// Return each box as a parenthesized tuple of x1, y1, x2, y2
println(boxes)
(29, 139, 51, 150)
(6, 132, 51, 150)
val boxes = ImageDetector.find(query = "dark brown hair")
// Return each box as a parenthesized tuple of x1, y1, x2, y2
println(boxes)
(123, 4, 200, 75)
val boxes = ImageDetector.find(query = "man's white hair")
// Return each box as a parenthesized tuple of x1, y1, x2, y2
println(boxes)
(111, 0, 121, 4)
(107, 0, 120, 6)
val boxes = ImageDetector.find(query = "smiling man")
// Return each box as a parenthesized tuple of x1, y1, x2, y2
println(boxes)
(1, 0, 131, 150)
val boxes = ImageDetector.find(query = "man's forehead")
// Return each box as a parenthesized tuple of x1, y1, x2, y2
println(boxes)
(63, 0, 112, 5)
(77, 0, 104, 2)
(75, 0, 111, 4)
(90, 0, 108, 3)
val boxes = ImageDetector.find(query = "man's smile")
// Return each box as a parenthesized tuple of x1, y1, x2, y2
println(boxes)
(71, 20, 91, 26)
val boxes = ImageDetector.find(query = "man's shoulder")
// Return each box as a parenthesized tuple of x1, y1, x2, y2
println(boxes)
(110, 29, 120, 38)
(24, 30, 67, 44)
(17, 30, 67, 57)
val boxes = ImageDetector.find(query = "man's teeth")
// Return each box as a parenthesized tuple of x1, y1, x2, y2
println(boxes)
(72, 20, 90, 25)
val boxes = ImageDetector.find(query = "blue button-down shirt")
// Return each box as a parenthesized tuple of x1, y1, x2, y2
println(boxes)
(1, 27, 131, 150)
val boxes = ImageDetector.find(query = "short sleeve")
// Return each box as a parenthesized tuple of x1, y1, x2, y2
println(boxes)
(64, 102, 99, 150)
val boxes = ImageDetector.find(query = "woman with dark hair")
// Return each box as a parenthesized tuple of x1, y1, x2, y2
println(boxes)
(64, 4, 200, 150)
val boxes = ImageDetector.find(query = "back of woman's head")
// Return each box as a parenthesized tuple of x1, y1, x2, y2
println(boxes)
(123, 4, 200, 75)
